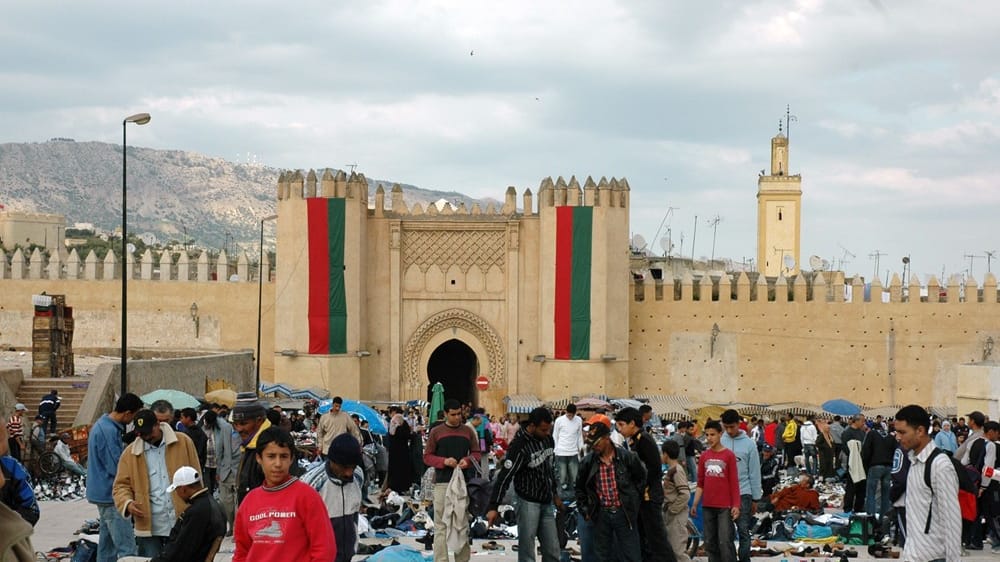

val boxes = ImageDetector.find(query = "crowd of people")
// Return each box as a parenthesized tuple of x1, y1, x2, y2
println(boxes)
(0, 392, 986, 562)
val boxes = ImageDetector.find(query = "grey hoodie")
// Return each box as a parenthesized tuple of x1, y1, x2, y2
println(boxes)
(720, 429, 763, 500)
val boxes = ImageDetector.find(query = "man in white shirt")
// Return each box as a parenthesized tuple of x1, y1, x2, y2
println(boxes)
(894, 404, 961, 562)
(552, 404, 583, 491)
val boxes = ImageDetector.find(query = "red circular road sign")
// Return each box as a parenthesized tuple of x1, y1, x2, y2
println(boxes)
(475, 375, 490, 391)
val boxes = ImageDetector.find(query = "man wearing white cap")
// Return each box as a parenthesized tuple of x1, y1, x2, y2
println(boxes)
(5, 404, 27, 462)
(119, 466, 227, 562)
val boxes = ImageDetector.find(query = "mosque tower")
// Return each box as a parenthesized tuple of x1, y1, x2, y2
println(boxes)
(756, 122, 802, 277)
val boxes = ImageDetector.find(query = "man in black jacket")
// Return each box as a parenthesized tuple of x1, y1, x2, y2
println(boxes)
(140, 466, 226, 562)
(862, 423, 896, 520)
(575, 414, 646, 562)
(486, 407, 563, 562)
(616, 407, 676, 562)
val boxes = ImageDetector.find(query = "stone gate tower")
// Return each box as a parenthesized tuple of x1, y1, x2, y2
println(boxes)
(756, 126, 802, 277)
(271, 171, 631, 414)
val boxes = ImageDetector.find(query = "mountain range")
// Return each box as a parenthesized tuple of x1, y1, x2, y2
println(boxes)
(0, 139, 490, 253)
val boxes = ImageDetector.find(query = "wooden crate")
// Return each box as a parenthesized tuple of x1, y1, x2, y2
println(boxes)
(33, 316, 55, 329)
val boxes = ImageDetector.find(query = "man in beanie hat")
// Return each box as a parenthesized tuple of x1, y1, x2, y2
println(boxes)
(231, 392, 271, 505)
(304, 433, 365, 562)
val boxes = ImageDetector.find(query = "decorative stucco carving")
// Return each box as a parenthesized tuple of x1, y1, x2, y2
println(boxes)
(403, 308, 507, 389)
(401, 229, 505, 273)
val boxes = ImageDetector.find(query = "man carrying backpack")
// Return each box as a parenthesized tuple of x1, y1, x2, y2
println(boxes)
(894, 404, 961, 562)
(977, 422, 1000, 554)
(957, 410, 988, 551)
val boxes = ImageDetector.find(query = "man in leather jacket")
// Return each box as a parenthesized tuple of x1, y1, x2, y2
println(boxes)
(574, 415, 646, 562)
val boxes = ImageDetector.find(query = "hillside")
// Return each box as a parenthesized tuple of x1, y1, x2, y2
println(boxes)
(0, 139, 492, 252)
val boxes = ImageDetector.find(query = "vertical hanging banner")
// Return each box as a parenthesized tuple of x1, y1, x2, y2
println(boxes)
(307, 197, 347, 354)
(554, 206, 592, 360)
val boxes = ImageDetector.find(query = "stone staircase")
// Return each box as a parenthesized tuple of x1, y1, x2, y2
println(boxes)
(15, 377, 91, 432)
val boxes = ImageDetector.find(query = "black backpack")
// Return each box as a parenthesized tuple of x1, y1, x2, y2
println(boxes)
(923, 447, 979, 532)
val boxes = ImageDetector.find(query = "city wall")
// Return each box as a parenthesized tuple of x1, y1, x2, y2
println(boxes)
(629, 270, 999, 408)
(0, 261, 276, 384)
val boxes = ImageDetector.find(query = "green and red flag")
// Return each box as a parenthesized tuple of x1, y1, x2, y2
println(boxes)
(554, 206, 592, 360)
(307, 197, 347, 354)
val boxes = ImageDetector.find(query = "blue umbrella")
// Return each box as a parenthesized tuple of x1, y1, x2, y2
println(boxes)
(822, 398, 861, 416)
(340, 399, 388, 435)
(141, 389, 202, 410)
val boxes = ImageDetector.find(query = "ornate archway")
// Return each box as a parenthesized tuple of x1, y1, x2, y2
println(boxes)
(403, 308, 507, 393)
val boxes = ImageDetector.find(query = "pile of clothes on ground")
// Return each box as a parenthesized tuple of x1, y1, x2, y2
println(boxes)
(32, 472, 86, 501)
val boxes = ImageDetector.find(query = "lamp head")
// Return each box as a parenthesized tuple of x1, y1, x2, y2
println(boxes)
(124, 113, 151, 125)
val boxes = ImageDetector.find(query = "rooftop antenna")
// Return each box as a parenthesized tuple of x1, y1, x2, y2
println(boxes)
(346, 163, 358, 174)
(986, 250, 997, 274)
(690, 215, 698, 263)
(785, 104, 798, 145)
(838, 243, 856, 272)
(964, 253, 983, 278)
(869, 250, 887, 282)
(706, 215, 722, 264)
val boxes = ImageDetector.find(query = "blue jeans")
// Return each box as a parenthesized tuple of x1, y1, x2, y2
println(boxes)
(803, 445, 818, 476)
(736, 495, 753, 562)
(94, 503, 136, 562)
(555, 455, 579, 491)
(136, 536, 167, 557)
(517, 498, 560, 562)
(576, 511, 597, 562)
(594, 508, 640, 562)
(686, 456, 698, 482)
(865, 465, 891, 518)
(703, 507, 736, 562)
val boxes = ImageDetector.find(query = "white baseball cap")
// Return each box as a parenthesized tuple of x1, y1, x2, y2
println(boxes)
(166, 466, 201, 492)
(14, 403, 26, 411)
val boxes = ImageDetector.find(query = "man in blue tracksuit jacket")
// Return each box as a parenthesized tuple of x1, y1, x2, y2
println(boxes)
(721, 409, 763, 562)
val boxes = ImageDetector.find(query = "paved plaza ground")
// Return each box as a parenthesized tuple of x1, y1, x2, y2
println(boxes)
(27, 497, 995, 561)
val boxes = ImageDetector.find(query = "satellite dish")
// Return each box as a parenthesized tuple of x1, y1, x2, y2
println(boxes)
(821, 259, 831, 270)
(659, 237, 672, 253)
(631, 234, 647, 251)
(782, 255, 796, 269)
(126, 243, 136, 254)
(809, 255, 823, 270)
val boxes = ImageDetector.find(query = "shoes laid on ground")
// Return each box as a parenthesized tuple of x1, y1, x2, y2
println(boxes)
(482, 541, 505, 551)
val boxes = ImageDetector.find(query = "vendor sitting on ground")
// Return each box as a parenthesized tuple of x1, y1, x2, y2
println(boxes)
(762, 474, 821, 513)
(54, 433, 87, 476)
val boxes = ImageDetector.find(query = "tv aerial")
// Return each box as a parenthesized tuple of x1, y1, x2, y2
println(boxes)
(809, 255, 824, 271)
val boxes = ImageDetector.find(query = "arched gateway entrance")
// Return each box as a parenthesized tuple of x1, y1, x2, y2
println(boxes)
(427, 339, 479, 407)
(403, 308, 508, 413)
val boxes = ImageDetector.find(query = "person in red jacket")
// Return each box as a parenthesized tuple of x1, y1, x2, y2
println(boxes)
(233, 427, 335, 562)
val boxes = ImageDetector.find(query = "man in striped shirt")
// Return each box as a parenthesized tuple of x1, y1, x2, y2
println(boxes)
(5, 404, 27, 462)
(895, 404, 961, 562)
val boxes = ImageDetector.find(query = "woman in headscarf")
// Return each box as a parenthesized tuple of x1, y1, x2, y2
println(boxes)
(381, 414, 415, 495)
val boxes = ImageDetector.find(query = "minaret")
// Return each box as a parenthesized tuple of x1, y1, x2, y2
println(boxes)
(756, 122, 802, 277)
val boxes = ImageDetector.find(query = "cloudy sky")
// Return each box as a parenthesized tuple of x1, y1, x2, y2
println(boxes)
(3, 1, 999, 283)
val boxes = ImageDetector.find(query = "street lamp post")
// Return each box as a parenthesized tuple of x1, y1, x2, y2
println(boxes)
(121, 112, 151, 394)
(256, 214, 278, 394)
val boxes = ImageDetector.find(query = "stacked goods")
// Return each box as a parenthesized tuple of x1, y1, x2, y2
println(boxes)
(32, 294, 74, 377)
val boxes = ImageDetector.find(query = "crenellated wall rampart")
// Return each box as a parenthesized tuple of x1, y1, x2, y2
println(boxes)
(628, 271, 999, 408)
(0, 247, 273, 283)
